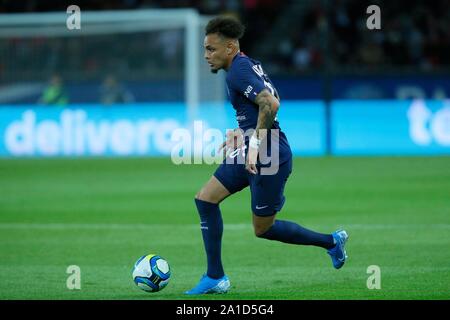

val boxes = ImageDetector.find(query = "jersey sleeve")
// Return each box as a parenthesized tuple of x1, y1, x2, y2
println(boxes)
(228, 60, 267, 103)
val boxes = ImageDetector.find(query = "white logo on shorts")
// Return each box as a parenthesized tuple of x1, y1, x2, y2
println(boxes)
(255, 205, 269, 210)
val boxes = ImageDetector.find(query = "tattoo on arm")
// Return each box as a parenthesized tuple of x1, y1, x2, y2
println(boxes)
(254, 89, 278, 138)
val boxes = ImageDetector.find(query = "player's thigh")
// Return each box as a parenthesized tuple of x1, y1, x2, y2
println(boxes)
(205, 162, 249, 202)
(196, 175, 231, 204)
(249, 159, 292, 217)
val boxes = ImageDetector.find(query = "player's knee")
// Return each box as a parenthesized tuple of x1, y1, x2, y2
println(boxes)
(254, 227, 270, 238)
(253, 213, 276, 237)
(195, 189, 207, 201)
(254, 228, 265, 238)
(253, 223, 272, 238)
(195, 188, 217, 204)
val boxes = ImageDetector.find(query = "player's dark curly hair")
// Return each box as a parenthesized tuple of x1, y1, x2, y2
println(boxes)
(205, 16, 245, 39)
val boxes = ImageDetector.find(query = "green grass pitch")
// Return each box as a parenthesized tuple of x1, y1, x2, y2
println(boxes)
(0, 156, 449, 300)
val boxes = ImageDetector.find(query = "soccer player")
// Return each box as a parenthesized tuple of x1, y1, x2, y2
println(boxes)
(185, 16, 349, 295)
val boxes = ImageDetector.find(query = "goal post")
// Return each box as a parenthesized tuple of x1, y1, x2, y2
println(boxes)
(0, 9, 225, 111)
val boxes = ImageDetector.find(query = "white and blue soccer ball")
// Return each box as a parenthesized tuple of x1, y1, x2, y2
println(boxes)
(132, 254, 171, 292)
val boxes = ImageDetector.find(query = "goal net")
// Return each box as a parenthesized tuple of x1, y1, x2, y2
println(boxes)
(0, 8, 225, 109)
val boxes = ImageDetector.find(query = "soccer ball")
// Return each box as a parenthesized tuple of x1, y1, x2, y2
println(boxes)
(132, 254, 171, 292)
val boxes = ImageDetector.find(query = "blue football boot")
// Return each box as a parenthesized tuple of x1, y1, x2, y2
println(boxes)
(185, 274, 230, 295)
(327, 229, 349, 269)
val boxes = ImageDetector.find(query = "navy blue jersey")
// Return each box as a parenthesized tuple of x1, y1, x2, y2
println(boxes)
(226, 52, 292, 165)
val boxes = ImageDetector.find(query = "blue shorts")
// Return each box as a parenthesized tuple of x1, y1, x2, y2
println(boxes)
(213, 154, 293, 217)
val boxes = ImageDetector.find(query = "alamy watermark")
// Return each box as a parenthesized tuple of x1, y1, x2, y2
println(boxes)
(366, 265, 381, 289)
(366, 5, 381, 30)
(66, 265, 81, 290)
(66, 5, 81, 30)
(170, 121, 280, 175)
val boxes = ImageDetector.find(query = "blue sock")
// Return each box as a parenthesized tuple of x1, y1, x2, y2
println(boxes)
(259, 220, 334, 249)
(194, 198, 224, 279)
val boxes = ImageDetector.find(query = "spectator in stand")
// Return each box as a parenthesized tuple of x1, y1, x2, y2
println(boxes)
(99, 74, 135, 105)
(38, 74, 69, 106)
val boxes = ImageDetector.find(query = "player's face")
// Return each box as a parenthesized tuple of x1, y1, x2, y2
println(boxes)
(204, 34, 229, 73)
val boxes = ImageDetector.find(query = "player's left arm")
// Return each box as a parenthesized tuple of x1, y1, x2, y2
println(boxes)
(254, 88, 280, 140)
(246, 89, 280, 174)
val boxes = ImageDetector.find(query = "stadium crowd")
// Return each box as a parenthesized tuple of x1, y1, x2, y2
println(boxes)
(0, 0, 448, 83)
(285, 0, 450, 73)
